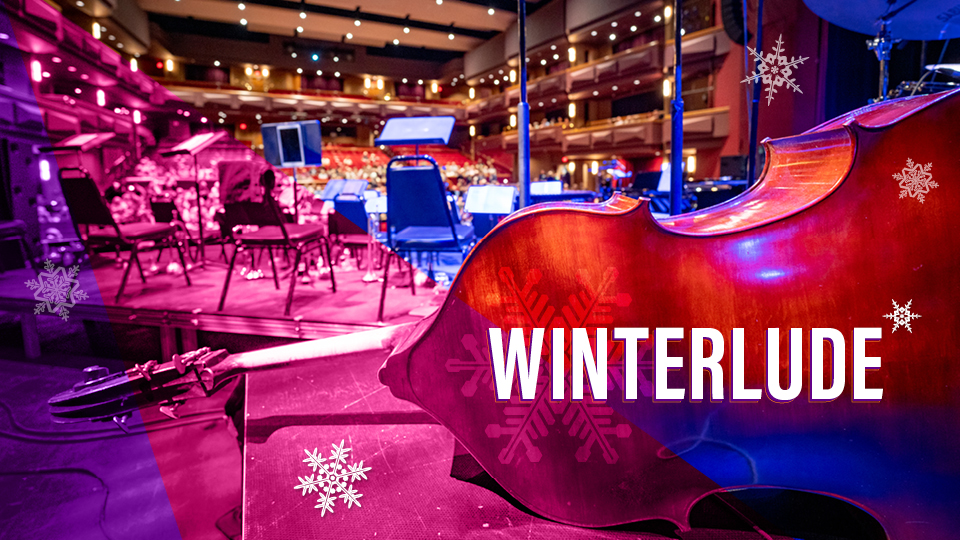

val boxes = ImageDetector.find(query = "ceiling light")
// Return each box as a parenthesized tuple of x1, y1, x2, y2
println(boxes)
(300, 11, 306, 19)
(403, 27, 410, 33)
(612, 85, 618, 91)
(480, 78, 485, 83)
(377, 79, 384, 89)
(334, 56, 339, 62)
(76, 0, 84, 6)
(316, 69, 322, 75)
(238, 2, 245, 9)
(108, 34, 115, 41)
(214, 60, 221, 66)
(417, 79, 423, 85)
(538, 102, 543, 107)
(509, 69, 516, 83)
(610, 33, 617, 40)
(30, 61, 41, 82)
(402, 78, 407, 83)
(245, 66, 253, 76)
(493, 79, 499, 85)
(553, 54, 559, 60)
(354, 20, 361, 26)
(635, 11, 641, 17)
(654, 15, 661, 22)
(342, 118, 348, 123)
(166, 59, 174, 71)
(262, 68, 269, 77)
(297, 68, 303, 74)
(96, 89, 105, 106)
(631, 25, 637, 32)
(291, 52, 297, 58)
(540, 59, 546, 65)
(436, 0, 442, 4)
(346, 33, 352, 39)
(256, 113, 261, 119)
(591, 31, 597, 36)
(383, 94, 390, 100)
(130, 58, 138, 71)
(364, 77, 371, 88)
(568, 47, 576, 62)
(431, 81, 438, 93)
(611, 22, 618, 27)
(592, 90, 599, 96)
(393, 39, 399, 45)
(240, 18, 248, 25)
(634, 79, 640, 85)
(488, 8, 495, 15)
(681, 28, 686, 36)
(551, 98, 557, 103)
(551, 45, 557, 50)
(219, 119, 224, 124)
(334, 71, 340, 77)
(664, 6, 673, 18)
(469, 125, 476, 136)
(311, 54, 319, 61)
(448, 33, 455, 40)
(116, 43, 123, 49)
(133, 110, 141, 124)
(510, 114, 516, 127)
(297, 26, 303, 33)
(92, 23, 100, 39)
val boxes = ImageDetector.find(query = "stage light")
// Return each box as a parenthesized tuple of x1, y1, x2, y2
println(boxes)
(92, 23, 100, 39)
(687, 155, 697, 174)
(468, 87, 475, 99)
(30, 61, 41, 82)
(166, 59, 174, 71)
(509, 69, 516, 83)
(364, 77, 371, 88)
(96, 89, 105, 106)
(39, 159, 50, 181)
(431, 81, 438, 93)
(568, 47, 576, 62)
(245, 66, 253, 76)
(510, 114, 516, 127)
(312, 54, 319, 61)
(133, 110, 141, 124)
(567, 161, 575, 173)
(377, 79, 384, 90)
(664, 6, 673, 19)
(568, 102, 575, 118)
(262, 68, 270, 77)
(663, 79, 672, 97)
(239, 122, 247, 130)
(469, 125, 476, 136)
(591, 161, 599, 174)
(488, 8, 494, 15)
(129, 58, 138, 72)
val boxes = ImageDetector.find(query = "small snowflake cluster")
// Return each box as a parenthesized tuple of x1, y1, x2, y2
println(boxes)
(294, 440, 371, 517)
(883, 300, 921, 333)
(893, 158, 937, 203)
(25, 260, 89, 321)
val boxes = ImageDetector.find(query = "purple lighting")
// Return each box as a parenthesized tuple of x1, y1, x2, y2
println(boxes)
(30, 60, 41, 82)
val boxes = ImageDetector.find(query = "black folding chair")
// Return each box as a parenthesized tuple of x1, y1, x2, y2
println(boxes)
(217, 194, 336, 317)
(0, 220, 32, 273)
(57, 167, 191, 302)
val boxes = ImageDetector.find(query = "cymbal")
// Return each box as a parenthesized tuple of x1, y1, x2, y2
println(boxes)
(804, 0, 960, 40)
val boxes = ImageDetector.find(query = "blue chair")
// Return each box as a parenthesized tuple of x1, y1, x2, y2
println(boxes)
(379, 155, 475, 320)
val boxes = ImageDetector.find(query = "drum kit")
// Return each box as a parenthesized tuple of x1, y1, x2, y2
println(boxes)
(804, 0, 960, 99)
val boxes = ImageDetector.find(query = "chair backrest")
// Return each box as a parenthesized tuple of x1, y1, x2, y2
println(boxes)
(57, 168, 121, 234)
(328, 199, 368, 235)
(386, 155, 460, 247)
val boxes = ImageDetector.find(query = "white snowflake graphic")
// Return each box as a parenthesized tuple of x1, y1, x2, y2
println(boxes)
(446, 267, 635, 466)
(893, 158, 937, 203)
(293, 440, 371, 517)
(24, 260, 89, 322)
(883, 299, 921, 333)
(741, 34, 808, 105)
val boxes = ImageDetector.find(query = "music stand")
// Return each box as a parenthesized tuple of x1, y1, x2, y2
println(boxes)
(160, 131, 229, 266)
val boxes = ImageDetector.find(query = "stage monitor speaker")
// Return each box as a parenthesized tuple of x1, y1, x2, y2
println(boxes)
(721, 0, 752, 46)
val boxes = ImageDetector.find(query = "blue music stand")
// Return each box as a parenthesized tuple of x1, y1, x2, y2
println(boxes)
(375, 116, 455, 156)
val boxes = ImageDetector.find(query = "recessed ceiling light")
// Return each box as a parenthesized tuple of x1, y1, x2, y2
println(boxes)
(540, 59, 546, 65)
(76, 0, 84, 6)
(403, 27, 410, 33)
(609, 33, 616, 41)
(417, 79, 423, 84)
(591, 31, 597, 36)
(630, 25, 637, 32)
(297, 68, 303, 73)
(538, 102, 543, 107)
(300, 11, 306, 19)
(611, 22, 618, 27)
(108, 35, 115, 40)
(553, 54, 559, 60)
(238, 2, 245, 10)
(316, 69, 322, 75)
(297, 26, 303, 33)
(448, 33, 455, 40)
(635, 11, 641, 17)
(393, 39, 400, 45)
(551, 98, 557, 103)
(436, 0, 442, 4)
(354, 20, 361, 26)
(240, 18, 248, 25)
(346, 33, 352, 39)
(334, 71, 340, 77)
(402, 78, 407, 83)
(291, 52, 297, 58)
(214, 60, 220, 66)
(681, 28, 686, 35)
(117, 43, 123, 48)
(634, 79, 640, 85)
(480, 78, 485, 83)
(334, 56, 339, 62)
(593, 90, 599, 96)
(612, 85, 618, 91)
(654, 15, 661, 22)
(488, 8, 495, 15)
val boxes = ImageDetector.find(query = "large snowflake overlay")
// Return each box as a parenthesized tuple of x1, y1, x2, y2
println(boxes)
(883, 299, 921, 333)
(894, 158, 937, 203)
(741, 34, 808, 105)
(293, 440, 371, 517)
(447, 267, 639, 466)
(24, 260, 89, 321)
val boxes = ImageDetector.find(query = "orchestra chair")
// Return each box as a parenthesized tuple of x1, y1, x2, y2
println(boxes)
(327, 195, 371, 262)
(57, 167, 191, 303)
(150, 200, 228, 264)
(379, 155, 475, 321)
(0, 220, 32, 273)
(217, 182, 336, 317)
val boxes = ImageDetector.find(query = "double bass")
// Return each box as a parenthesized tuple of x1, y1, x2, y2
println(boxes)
(51, 89, 960, 539)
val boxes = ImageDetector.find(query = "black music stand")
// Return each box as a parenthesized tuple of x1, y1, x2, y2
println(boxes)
(160, 131, 229, 267)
